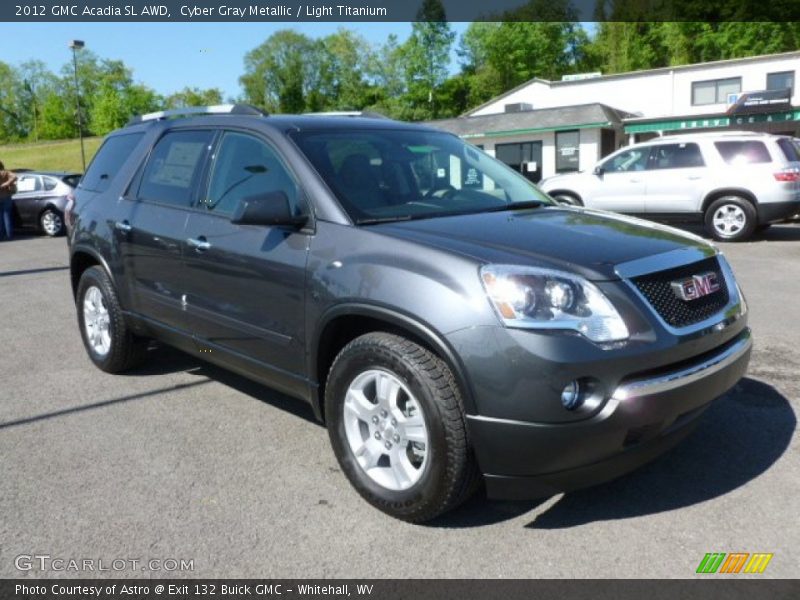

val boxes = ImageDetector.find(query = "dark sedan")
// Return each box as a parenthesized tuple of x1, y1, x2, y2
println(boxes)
(12, 171, 81, 236)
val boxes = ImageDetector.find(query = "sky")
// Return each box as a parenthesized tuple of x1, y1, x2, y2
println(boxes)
(0, 22, 471, 100)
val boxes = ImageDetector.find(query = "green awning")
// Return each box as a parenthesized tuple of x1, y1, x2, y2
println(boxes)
(624, 110, 800, 134)
(462, 121, 612, 140)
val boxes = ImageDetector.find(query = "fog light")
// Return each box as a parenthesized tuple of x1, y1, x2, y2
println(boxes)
(561, 380, 582, 410)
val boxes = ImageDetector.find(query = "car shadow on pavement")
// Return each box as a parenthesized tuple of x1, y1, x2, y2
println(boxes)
(430, 378, 794, 529)
(128, 344, 322, 426)
(524, 377, 794, 529)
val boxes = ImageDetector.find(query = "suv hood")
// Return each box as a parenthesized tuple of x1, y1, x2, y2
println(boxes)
(371, 206, 714, 281)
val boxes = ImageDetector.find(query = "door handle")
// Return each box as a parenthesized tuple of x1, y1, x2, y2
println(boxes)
(687, 175, 702, 180)
(629, 178, 641, 183)
(114, 220, 132, 232)
(187, 237, 211, 252)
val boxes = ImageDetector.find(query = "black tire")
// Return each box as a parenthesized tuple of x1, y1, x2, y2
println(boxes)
(704, 196, 757, 242)
(39, 208, 64, 237)
(551, 192, 583, 206)
(325, 332, 480, 523)
(76, 266, 149, 373)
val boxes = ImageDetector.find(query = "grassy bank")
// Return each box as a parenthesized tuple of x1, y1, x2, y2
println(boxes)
(0, 137, 103, 173)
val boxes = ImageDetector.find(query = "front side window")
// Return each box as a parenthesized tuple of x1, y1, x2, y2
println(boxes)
(43, 176, 58, 191)
(692, 77, 741, 105)
(290, 129, 550, 224)
(203, 132, 299, 216)
(15, 175, 42, 193)
(767, 71, 794, 94)
(650, 143, 705, 169)
(714, 141, 772, 165)
(138, 130, 213, 208)
(603, 147, 650, 173)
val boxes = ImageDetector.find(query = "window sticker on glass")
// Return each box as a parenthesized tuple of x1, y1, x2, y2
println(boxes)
(151, 142, 206, 187)
(16, 177, 36, 192)
(437, 168, 446, 178)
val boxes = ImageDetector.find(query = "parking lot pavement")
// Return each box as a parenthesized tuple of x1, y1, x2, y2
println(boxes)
(0, 228, 798, 579)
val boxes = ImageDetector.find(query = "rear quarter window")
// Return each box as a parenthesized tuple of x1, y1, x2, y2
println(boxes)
(776, 138, 800, 162)
(714, 140, 772, 165)
(80, 132, 145, 193)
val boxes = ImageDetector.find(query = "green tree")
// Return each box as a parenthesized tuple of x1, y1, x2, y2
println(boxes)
(317, 28, 373, 110)
(402, 0, 456, 119)
(240, 30, 320, 113)
(0, 61, 25, 141)
(165, 86, 224, 108)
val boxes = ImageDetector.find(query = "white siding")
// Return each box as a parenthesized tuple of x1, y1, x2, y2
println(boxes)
(470, 53, 800, 120)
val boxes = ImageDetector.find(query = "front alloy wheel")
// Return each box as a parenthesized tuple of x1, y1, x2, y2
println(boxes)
(325, 332, 479, 523)
(343, 369, 429, 491)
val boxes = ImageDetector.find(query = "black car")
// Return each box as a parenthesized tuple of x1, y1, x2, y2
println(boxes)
(13, 171, 80, 236)
(67, 105, 751, 522)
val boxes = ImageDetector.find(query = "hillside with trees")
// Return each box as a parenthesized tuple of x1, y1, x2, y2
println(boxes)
(1, 12, 798, 143)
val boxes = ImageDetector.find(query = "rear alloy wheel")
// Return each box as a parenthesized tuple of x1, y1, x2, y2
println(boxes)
(325, 332, 479, 523)
(76, 266, 149, 373)
(40, 209, 64, 236)
(704, 196, 757, 242)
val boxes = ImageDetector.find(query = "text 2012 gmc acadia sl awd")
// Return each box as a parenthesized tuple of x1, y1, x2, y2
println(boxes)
(67, 106, 752, 522)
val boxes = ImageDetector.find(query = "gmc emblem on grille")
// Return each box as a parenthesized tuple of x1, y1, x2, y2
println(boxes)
(671, 272, 720, 301)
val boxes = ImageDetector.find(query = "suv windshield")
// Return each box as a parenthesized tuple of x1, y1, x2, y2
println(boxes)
(291, 128, 550, 223)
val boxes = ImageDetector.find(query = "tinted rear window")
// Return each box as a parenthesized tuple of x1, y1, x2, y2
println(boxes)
(714, 141, 772, 165)
(81, 133, 144, 193)
(777, 138, 800, 162)
(62, 174, 81, 188)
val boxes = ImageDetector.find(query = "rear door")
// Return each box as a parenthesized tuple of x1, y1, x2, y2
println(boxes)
(644, 142, 707, 213)
(592, 146, 649, 213)
(121, 128, 215, 331)
(181, 130, 311, 388)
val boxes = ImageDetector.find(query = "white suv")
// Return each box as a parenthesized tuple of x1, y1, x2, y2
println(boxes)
(540, 131, 800, 241)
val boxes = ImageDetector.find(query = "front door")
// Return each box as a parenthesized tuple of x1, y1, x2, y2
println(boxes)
(181, 130, 310, 387)
(495, 141, 544, 183)
(592, 146, 650, 213)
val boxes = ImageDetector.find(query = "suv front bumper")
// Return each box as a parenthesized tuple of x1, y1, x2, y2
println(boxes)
(465, 328, 752, 500)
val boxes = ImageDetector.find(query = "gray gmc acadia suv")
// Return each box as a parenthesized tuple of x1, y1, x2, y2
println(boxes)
(67, 105, 752, 522)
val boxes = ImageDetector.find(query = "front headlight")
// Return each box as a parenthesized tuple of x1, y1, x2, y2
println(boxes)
(480, 265, 629, 343)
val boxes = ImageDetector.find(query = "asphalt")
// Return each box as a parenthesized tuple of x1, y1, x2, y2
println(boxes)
(0, 226, 798, 579)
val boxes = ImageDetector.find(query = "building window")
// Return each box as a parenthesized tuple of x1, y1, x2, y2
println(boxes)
(555, 130, 580, 172)
(767, 71, 794, 94)
(691, 77, 741, 105)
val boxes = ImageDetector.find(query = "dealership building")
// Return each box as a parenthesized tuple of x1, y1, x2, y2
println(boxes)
(429, 51, 800, 182)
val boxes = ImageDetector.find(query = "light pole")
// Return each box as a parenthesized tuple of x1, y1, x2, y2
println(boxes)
(69, 39, 86, 172)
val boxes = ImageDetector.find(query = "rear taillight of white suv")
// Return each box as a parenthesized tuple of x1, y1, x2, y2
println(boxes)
(773, 168, 800, 182)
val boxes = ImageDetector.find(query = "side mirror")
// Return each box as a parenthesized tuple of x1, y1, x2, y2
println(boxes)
(230, 191, 308, 228)
(593, 165, 604, 177)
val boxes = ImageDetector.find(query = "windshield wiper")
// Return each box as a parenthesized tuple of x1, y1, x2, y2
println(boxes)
(481, 200, 548, 213)
(356, 215, 415, 225)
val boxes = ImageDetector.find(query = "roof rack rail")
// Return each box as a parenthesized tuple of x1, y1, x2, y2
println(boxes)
(126, 104, 267, 126)
(304, 110, 391, 120)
